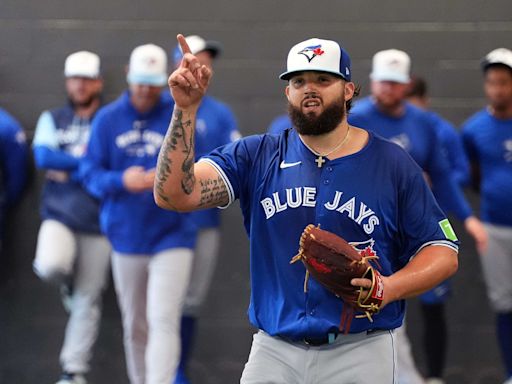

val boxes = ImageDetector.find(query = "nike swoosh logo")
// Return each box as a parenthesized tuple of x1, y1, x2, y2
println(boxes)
(280, 160, 302, 169)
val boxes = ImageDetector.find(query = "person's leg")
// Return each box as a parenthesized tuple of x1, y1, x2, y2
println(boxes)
(59, 233, 111, 375)
(395, 322, 425, 384)
(240, 331, 304, 384)
(176, 229, 220, 383)
(111, 252, 150, 384)
(33, 219, 76, 284)
(421, 302, 447, 381)
(145, 247, 193, 384)
(316, 330, 396, 384)
(479, 224, 512, 382)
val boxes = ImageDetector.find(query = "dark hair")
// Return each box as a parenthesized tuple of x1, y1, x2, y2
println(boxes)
(406, 75, 427, 98)
(483, 63, 512, 77)
(346, 83, 361, 112)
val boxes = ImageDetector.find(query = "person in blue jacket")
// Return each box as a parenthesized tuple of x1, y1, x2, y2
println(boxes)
(462, 48, 512, 384)
(348, 50, 487, 384)
(0, 107, 28, 251)
(80, 43, 196, 384)
(154, 35, 459, 384)
(32, 51, 110, 384)
(170, 35, 241, 384)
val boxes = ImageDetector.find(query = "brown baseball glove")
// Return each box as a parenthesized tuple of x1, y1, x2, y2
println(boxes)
(290, 224, 384, 333)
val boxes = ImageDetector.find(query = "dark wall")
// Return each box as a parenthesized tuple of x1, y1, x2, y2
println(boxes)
(0, 1, 511, 383)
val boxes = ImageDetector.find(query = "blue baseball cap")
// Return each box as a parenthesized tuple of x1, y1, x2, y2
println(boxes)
(173, 35, 222, 67)
(280, 38, 351, 81)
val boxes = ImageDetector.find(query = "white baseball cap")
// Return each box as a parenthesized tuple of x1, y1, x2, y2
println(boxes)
(126, 44, 168, 86)
(173, 35, 222, 65)
(370, 49, 411, 84)
(482, 48, 512, 71)
(279, 38, 351, 81)
(64, 51, 100, 79)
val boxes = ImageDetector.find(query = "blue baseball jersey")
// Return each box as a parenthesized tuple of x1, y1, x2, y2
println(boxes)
(32, 105, 102, 233)
(0, 108, 27, 209)
(80, 91, 196, 253)
(201, 128, 458, 339)
(428, 111, 470, 187)
(349, 97, 472, 221)
(462, 109, 512, 227)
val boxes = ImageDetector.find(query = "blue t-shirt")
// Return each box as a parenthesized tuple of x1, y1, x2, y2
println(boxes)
(81, 91, 196, 253)
(201, 128, 458, 339)
(349, 97, 472, 221)
(462, 109, 512, 226)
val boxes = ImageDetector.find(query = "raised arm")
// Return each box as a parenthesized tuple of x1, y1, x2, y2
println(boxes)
(154, 34, 229, 212)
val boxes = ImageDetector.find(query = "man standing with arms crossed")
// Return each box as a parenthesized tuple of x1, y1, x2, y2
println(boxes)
(155, 35, 458, 383)
(32, 51, 111, 384)
(462, 48, 512, 384)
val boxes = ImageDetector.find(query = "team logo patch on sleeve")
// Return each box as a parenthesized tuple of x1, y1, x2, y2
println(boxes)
(439, 219, 458, 241)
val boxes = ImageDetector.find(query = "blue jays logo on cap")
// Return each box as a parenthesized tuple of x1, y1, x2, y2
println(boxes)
(280, 37, 352, 81)
(298, 44, 325, 63)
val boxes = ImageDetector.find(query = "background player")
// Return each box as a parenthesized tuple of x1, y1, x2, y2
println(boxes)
(0, 107, 28, 253)
(461, 47, 512, 384)
(404, 75, 471, 384)
(32, 51, 111, 384)
(171, 34, 241, 384)
(154, 35, 459, 383)
(80, 43, 196, 384)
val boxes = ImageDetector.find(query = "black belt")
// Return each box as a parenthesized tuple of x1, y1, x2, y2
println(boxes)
(302, 332, 338, 346)
(299, 329, 385, 347)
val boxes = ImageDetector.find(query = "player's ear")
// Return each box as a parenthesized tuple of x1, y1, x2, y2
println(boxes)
(285, 85, 290, 101)
(344, 81, 355, 102)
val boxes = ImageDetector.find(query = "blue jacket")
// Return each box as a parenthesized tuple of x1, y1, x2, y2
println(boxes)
(81, 91, 196, 254)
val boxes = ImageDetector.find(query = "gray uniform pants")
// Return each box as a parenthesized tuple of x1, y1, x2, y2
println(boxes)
(112, 248, 193, 384)
(33, 219, 111, 373)
(241, 329, 397, 384)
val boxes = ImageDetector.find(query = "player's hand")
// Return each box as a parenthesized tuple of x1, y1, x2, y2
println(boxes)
(351, 275, 391, 309)
(168, 34, 212, 109)
(464, 215, 488, 254)
(123, 166, 154, 193)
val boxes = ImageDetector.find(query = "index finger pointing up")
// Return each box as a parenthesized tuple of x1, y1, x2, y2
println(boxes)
(177, 34, 192, 55)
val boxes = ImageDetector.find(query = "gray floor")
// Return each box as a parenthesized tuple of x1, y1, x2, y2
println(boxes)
(0, 188, 505, 384)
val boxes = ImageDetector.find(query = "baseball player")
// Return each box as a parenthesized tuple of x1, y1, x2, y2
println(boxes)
(404, 75, 472, 384)
(154, 35, 459, 383)
(461, 48, 512, 384)
(80, 44, 196, 384)
(31, 51, 111, 384)
(0, 107, 28, 251)
(170, 35, 241, 384)
(348, 49, 487, 384)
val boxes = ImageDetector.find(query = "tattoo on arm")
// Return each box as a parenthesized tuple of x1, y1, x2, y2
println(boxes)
(155, 109, 195, 207)
(198, 176, 229, 208)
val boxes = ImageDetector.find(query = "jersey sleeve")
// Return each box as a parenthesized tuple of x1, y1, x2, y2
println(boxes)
(80, 110, 124, 199)
(198, 135, 262, 208)
(424, 123, 472, 221)
(438, 120, 470, 186)
(397, 156, 459, 265)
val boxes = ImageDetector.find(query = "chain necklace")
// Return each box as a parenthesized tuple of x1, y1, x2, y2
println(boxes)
(300, 126, 351, 168)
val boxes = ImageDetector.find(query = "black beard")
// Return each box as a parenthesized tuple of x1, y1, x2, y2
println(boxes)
(288, 96, 345, 136)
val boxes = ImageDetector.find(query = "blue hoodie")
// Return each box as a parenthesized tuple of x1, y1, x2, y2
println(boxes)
(81, 91, 196, 254)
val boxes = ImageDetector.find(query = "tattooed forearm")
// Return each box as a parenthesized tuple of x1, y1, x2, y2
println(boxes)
(155, 108, 195, 206)
(198, 176, 229, 208)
